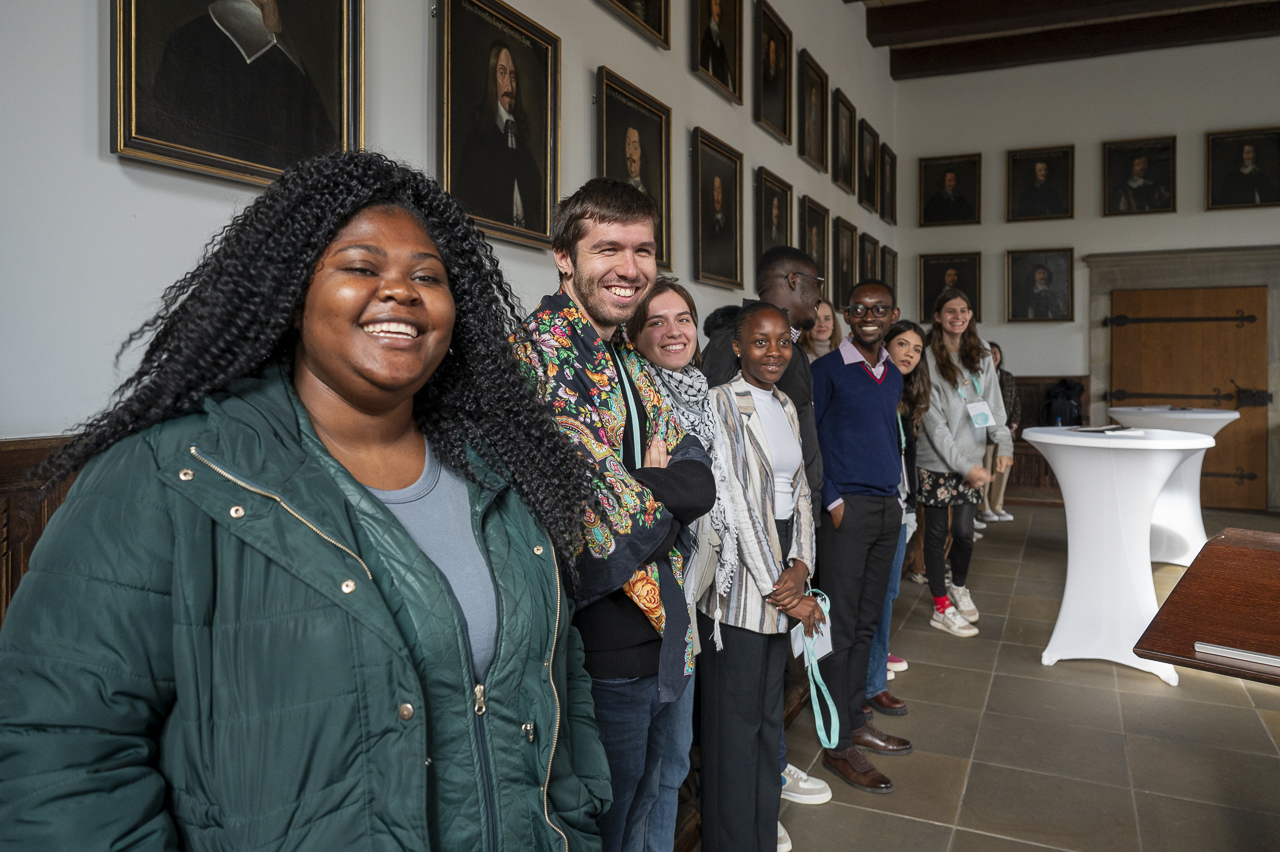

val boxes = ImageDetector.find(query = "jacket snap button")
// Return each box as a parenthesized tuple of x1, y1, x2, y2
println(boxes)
(341, 579, 356, 594)
(533, 545, 544, 555)
(229, 505, 245, 519)
(398, 703, 415, 721)
(178, 469, 194, 481)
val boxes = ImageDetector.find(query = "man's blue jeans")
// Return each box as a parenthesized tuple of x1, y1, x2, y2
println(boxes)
(866, 524, 907, 698)
(592, 673, 692, 852)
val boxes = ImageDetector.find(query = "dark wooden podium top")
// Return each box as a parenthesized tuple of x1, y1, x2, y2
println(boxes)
(1134, 527, 1280, 686)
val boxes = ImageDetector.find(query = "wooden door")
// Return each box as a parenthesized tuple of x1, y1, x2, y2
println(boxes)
(1110, 287, 1269, 510)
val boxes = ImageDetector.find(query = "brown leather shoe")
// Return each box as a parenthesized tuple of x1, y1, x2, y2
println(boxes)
(851, 721, 913, 755)
(861, 703, 873, 717)
(822, 746, 893, 794)
(869, 690, 908, 716)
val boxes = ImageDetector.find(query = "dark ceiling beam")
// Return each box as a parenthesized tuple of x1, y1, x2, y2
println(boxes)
(868, 0, 1265, 48)
(889, 3, 1280, 79)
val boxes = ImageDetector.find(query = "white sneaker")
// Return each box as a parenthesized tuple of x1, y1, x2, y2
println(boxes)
(977, 510, 1000, 523)
(781, 763, 832, 804)
(906, 572, 927, 584)
(948, 585, 980, 623)
(887, 669, 895, 681)
(778, 821, 793, 852)
(887, 654, 909, 672)
(973, 531, 984, 540)
(973, 518, 988, 530)
(997, 510, 1015, 521)
(931, 605, 979, 637)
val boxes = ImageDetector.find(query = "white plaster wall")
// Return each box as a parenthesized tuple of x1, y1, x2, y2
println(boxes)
(895, 37, 1280, 377)
(0, 0, 894, 438)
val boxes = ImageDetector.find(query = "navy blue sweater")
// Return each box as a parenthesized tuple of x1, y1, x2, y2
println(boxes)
(811, 344, 904, 506)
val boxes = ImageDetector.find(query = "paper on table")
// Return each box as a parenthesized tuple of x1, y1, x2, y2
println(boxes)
(791, 615, 833, 665)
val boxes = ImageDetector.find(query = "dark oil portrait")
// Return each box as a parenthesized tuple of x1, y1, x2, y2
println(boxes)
(880, 245, 898, 295)
(1007, 145, 1073, 222)
(597, 0, 670, 48)
(919, 154, 981, 227)
(859, 232, 879, 282)
(833, 217, 857, 310)
(920, 252, 982, 322)
(1206, 127, 1280, 211)
(833, 90, 855, 194)
(798, 50, 828, 173)
(1007, 249, 1073, 322)
(880, 144, 897, 225)
(442, 0, 559, 247)
(598, 67, 671, 268)
(801, 195, 829, 288)
(1103, 136, 1175, 217)
(694, 128, 743, 288)
(694, 0, 742, 102)
(858, 118, 880, 214)
(756, 167, 793, 260)
(112, 0, 363, 184)
(755, 2, 791, 142)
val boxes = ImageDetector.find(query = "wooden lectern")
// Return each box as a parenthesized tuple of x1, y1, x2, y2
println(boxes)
(1135, 528, 1280, 686)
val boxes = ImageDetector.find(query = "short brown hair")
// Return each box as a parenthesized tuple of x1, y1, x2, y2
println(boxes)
(552, 178, 660, 274)
(625, 276, 702, 369)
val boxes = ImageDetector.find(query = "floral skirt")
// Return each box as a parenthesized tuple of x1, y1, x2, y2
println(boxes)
(918, 468, 981, 507)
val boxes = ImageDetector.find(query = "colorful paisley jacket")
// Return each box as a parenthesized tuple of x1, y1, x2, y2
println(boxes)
(513, 289, 709, 701)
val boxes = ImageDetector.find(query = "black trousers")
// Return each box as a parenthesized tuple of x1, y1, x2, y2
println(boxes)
(923, 502, 976, 598)
(698, 612, 788, 852)
(815, 494, 901, 748)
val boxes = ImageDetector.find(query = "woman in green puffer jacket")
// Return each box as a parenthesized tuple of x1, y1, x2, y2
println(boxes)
(0, 152, 612, 851)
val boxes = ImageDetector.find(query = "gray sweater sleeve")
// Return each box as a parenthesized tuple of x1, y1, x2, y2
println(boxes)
(917, 346, 1011, 475)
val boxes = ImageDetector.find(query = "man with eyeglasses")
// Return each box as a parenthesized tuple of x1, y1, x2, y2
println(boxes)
(809, 279, 914, 795)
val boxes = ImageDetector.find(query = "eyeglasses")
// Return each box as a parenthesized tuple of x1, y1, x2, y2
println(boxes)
(847, 304, 893, 318)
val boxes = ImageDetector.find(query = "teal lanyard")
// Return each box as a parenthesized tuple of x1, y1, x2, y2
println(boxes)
(609, 345, 643, 465)
(960, 373, 983, 401)
(896, 413, 906, 452)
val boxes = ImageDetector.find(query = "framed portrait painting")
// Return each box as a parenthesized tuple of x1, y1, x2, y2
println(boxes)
(797, 50, 828, 173)
(833, 217, 858, 310)
(919, 252, 981, 322)
(756, 167, 793, 260)
(693, 0, 742, 102)
(1103, 136, 1175, 216)
(693, 128, 743, 288)
(597, 0, 669, 48)
(111, 0, 364, 185)
(1206, 127, 1280, 210)
(1007, 145, 1073, 222)
(832, 89, 855, 194)
(858, 232, 879, 282)
(919, 154, 981, 227)
(801, 195, 829, 288)
(755, 1, 791, 143)
(598, 67, 672, 269)
(1006, 248, 1074, 322)
(880, 144, 897, 225)
(441, 0, 560, 248)
(857, 119, 880, 214)
(880, 246, 898, 296)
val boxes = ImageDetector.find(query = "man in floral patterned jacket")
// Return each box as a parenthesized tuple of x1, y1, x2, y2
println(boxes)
(513, 178, 715, 852)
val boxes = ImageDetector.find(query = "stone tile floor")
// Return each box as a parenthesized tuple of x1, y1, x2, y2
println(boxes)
(777, 507, 1280, 852)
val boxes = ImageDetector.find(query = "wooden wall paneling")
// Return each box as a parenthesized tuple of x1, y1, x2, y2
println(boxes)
(0, 437, 71, 628)
(1005, 375, 1090, 505)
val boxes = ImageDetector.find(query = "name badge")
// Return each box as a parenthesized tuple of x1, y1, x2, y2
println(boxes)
(966, 400, 995, 428)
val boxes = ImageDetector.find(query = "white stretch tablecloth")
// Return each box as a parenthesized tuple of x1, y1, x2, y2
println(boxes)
(1108, 406, 1240, 567)
(1023, 427, 1215, 685)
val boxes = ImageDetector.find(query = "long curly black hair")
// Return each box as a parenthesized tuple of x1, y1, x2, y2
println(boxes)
(41, 151, 596, 563)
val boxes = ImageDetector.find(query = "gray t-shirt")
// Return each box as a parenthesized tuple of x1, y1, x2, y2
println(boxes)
(365, 440, 499, 682)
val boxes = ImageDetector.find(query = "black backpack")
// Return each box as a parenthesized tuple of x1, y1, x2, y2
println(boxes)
(1039, 379, 1084, 427)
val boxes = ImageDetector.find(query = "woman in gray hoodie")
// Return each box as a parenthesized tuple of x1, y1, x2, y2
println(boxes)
(916, 288, 1013, 637)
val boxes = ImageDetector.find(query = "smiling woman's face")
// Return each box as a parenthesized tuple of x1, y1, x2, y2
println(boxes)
(294, 206, 455, 414)
(635, 289, 697, 371)
(733, 309, 793, 390)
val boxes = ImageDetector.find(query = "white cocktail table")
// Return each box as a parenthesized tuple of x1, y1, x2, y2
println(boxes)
(1023, 427, 1216, 685)
(1108, 406, 1240, 567)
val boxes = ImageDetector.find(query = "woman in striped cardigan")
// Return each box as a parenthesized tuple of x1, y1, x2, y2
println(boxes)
(697, 302, 823, 852)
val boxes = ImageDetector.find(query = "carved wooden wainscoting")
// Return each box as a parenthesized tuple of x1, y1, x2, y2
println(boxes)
(0, 438, 71, 628)
(1004, 376, 1090, 507)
